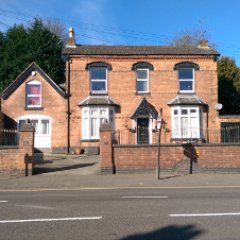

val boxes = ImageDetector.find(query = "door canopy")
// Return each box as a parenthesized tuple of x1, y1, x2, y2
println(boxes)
(130, 98, 158, 119)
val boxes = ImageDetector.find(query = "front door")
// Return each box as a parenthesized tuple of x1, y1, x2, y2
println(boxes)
(137, 118, 149, 144)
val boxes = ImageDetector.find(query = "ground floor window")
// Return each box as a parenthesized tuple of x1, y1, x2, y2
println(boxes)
(171, 106, 202, 139)
(82, 107, 114, 140)
(18, 115, 51, 148)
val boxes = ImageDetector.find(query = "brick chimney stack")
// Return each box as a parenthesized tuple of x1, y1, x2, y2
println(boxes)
(198, 39, 209, 48)
(65, 27, 76, 48)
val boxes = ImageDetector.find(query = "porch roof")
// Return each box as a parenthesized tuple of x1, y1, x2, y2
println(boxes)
(78, 95, 120, 106)
(130, 98, 158, 119)
(168, 94, 208, 106)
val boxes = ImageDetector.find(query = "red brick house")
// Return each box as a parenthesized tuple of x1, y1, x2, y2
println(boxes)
(0, 29, 222, 154)
(63, 29, 220, 154)
(0, 62, 67, 152)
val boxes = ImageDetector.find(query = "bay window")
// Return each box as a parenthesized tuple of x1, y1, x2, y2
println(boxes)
(82, 107, 114, 140)
(171, 106, 202, 139)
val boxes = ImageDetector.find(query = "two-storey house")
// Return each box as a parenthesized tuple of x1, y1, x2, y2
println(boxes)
(63, 29, 220, 154)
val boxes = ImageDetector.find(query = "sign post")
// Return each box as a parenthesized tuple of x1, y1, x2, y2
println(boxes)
(156, 108, 162, 180)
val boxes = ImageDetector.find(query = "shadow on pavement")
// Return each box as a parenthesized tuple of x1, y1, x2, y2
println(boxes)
(120, 224, 204, 240)
(33, 163, 96, 174)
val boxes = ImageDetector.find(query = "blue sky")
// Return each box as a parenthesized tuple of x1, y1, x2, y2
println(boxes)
(1, 0, 240, 65)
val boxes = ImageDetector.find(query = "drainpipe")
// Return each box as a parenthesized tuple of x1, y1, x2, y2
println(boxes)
(67, 54, 71, 154)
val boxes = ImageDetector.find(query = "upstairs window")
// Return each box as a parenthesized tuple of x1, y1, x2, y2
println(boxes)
(174, 62, 199, 94)
(90, 68, 107, 94)
(26, 80, 42, 108)
(132, 61, 153, 94)
(136, 69, 149, 93)
(178, 68, 194, 93)
(86, 61, 112, 94)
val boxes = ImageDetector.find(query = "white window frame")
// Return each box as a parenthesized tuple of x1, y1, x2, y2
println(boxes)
(136, 68, 149, 93)
(82, 107, 114, 140)
(178, 68, 195, 93)
(17, 115, 51, 137)
(171, 106, 202, 139)
(26, 80, 42, 108)
(90, 67, 107, 94)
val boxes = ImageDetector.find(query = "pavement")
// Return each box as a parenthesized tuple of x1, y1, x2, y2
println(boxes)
(1, 153, 240, 191)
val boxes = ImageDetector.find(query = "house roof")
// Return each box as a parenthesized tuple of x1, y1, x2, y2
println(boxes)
(130, 98, 158, 119)
(168, 94, 208, 106)
(63, 45, 219, 56)
(78, 95, 120, 106)
(1, 62, 66, 100)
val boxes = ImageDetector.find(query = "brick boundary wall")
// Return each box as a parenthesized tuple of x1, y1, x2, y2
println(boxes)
(100, 124, 240, 174)
(0, 123, 34, 176)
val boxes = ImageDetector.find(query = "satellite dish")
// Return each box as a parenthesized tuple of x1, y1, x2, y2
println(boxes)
(214, 103, 223, 110)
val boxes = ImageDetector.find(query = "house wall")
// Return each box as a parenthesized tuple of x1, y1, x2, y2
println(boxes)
(219, 115, 240, 123)
(1, 71, 67, 152)
(69, 55, 219, 150)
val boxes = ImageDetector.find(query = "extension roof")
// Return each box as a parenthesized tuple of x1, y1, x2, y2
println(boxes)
(1, 62, 66, 100)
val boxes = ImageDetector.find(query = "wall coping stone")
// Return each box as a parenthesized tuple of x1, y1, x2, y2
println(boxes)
(0, 146, 18, 149)
(113, 143, 240, 148)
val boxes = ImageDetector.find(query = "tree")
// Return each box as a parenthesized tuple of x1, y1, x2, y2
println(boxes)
(217, 57, 240, 114)
(0, 25, 30, 90)
(42, 17, 68, 44)
(27, 19, 65, 84)
(169, 28, 215, 48)
(0, 18, 65, 92)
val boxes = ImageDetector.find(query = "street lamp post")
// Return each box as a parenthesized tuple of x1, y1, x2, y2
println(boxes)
(156, 108, 162, 180)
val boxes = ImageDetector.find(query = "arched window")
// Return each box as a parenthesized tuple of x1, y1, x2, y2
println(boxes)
(174, 62, 199, 93)
(26, 80, 42, 108)
(86, 62, 112, 94)
(132, 62, 154, 94)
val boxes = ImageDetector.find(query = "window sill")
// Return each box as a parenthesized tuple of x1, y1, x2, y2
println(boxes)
(178, 91, 195, 94)
(171, 138, 201, 142)
(25, 107, 43, 111)
(135, 92, 150, 96)
(90, 92, 108, 95)
(81, 139, 100, 142)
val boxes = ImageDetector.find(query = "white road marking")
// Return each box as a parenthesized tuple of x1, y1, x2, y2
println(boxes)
(15, 204, 55, 210)
(170, 212, 240, 217)
(0, 200, 8, 203)
(122, 196, 168, 199)
(0, 216, 102, 224)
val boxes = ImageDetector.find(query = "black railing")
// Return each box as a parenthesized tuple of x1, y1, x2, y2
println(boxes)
(221, 126, 240, 143)
(112, 126, 240, 145)
(0, 129, 18, 146)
